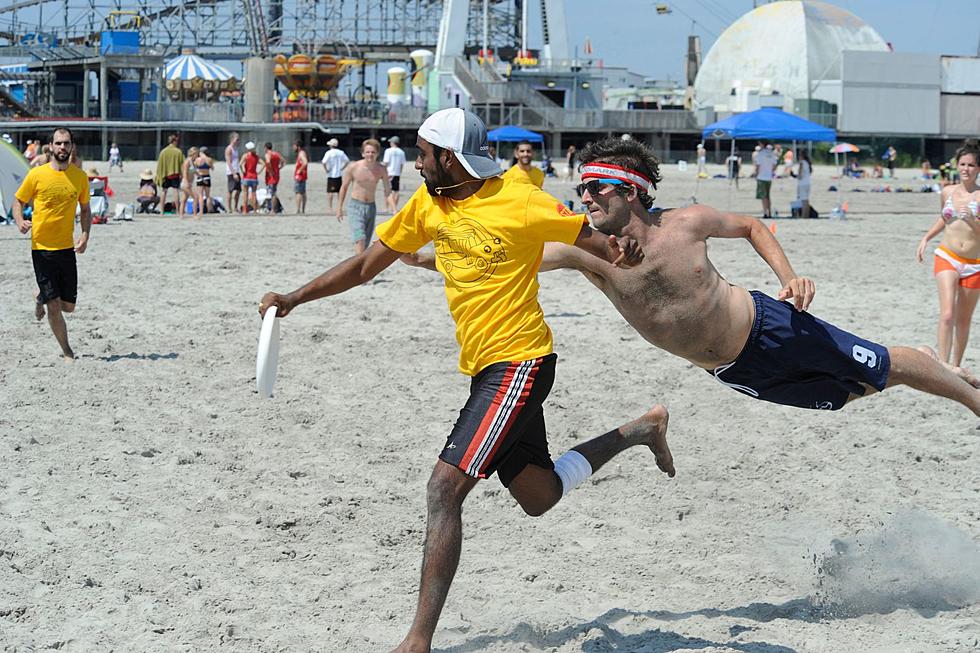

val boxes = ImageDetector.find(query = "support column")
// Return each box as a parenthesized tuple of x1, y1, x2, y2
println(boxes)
(99, 60, 108, 157)
(82, 65, 89, 118)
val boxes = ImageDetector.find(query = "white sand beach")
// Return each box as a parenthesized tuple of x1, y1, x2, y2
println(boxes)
(2, 157, 978, 652)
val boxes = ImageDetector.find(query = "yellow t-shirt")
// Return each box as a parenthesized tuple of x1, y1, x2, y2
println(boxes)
(15, 164, 89, 251)
(377, 178, 585, 376)
(502, 163, 545, 189)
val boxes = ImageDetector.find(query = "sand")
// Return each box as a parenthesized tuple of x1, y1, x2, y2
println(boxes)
(2, 157, 979, 652)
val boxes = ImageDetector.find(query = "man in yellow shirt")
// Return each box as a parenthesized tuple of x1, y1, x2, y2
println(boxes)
(501, 139, 545, 188)
(259, 108, 674, 653)
(13, 127, 91, 362)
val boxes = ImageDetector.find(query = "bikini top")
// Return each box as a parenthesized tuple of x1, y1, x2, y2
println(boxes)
(943, 195, 980, 220)
(196, 159, 212, 173)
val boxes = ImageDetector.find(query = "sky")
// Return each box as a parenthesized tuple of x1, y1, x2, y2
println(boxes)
(559, 0, 980, 82)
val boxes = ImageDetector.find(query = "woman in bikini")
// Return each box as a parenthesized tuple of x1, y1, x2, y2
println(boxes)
(194, 146, 214, 219)
(916, 140, 980, 370)
(180, 146, 199, 219)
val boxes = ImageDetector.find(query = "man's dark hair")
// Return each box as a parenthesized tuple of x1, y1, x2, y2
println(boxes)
(516, 140, 533, 149)
(264, 142, 273, 150)
(168, 133, 179, 144)
(51, 126, 73, 144)
(579, 138, 663, 210)
(294, 139, 303, 147)
(954, 139, 980, 165)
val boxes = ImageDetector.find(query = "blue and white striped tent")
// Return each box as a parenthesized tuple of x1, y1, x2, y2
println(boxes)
(164, 54, 234, 81)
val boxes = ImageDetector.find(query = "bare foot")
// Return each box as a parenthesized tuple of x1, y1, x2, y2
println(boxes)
(622, 405, 674, 477)
(34, 299, 44, 320)
(918, 345, 980, 388)
(63, 351, 75, 363)
(389, 638, 430, 653)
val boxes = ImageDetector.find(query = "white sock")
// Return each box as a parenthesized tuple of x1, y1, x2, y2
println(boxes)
(554, 450, 593, 497)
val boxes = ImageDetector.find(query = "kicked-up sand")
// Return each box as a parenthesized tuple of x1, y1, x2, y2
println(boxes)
(2, 156, 979, 652)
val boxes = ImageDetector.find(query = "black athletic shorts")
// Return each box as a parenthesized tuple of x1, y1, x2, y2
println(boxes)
(440, 354, 556, 486)
(196, 176, 211, 188)
(162, 174, 181, 190)
(32, 248, 77, 304)
(327, 176, 342, 193)
(390, 176, 400, 192)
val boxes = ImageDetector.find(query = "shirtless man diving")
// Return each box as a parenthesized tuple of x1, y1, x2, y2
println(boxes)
(406, 137, 980, 415)
(337, 138, 393, 254)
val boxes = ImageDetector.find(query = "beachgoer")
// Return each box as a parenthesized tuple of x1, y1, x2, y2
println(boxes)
(696, 142, 707, 178)
(886, 145, 897, 179)
(155, 133, 184, 214)
(382, 135, 407, 212)
(565, 144, 578, 181)
(502, 140, 544, 189)
(225, 132, 241, 214)
(321, 138, 349, 212)
(794, 149, 812, 219)
(782, 147, 794, 177)
(259, 109, 666, 653)
(108, 142, 122, 172)
(293, 140, 308, 215)
(336, 138, 392, 254)
(921, 159, 935, 181)
(12, 127, 91, 362)
(409, 137, 980, 416)
(755, 142, 776, 218)
(31, 144, 50, 168)
(23, 140, 37, 162)
(194, 146, 214, 218)
(137, 169, 160, 214)
(179, 146, 199, 219)
(915, 140, 980, 370)
(241, 141, 260, 213)
(263, 142, 284, 213)
(726, 151, 741, 189)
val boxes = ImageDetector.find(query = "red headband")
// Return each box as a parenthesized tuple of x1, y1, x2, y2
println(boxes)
(580, 163, 651, 192)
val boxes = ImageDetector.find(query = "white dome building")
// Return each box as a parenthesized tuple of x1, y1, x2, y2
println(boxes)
(694, 1, 889, 111)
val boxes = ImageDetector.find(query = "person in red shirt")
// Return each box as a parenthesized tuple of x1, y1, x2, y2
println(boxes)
(292, 140, 308, 214)
(264, 142, 284, 213)
(240, 141, 260, 213)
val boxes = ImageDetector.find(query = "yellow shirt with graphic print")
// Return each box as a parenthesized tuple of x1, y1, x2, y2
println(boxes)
(502, 163, 544, 189)
(15, 164, 89, 251)
(376, 177, 585, 376)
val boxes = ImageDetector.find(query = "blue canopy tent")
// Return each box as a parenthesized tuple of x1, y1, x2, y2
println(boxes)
(486, 125, 544, 143)
(702, 107, 836, 210)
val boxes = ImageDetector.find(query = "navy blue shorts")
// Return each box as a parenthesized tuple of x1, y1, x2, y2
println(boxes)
(709, 291, 890, 410)
(440, 354, 556, 486)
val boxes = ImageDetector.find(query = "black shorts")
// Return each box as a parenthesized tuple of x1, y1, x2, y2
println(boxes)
(162, 174, 181, 190)
(709, 291, 890, 410)
(390, 176, 400, 192)
(196, 176, 211, 188)
(440, 354, 556, 486)
(32, 248, 77, 304)
(227, 174, 241, 192)
(327, 177, 342, 193)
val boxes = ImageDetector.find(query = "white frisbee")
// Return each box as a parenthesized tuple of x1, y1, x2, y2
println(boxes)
(256, 306, 280, 398)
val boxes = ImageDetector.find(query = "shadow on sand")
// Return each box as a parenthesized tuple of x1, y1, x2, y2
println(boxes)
(436, 594, 968, 653)
(98, 352, 179, 362)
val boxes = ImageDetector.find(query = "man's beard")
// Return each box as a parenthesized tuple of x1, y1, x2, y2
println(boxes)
(53, 150, 70, 162)
(423, 159, 449, 196)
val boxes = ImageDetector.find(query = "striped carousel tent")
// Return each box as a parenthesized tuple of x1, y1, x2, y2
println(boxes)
(164, 53, 234, 82)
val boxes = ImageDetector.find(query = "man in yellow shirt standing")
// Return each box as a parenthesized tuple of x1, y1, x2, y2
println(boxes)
(13, 127, 91, 362)
(259, 109, 674, 653)
(501, 139, 545, 188)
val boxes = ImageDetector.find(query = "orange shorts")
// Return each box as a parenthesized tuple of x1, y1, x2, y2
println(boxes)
(934, 246, 980, 289)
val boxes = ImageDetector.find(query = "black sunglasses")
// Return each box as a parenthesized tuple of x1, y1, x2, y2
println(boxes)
(575, 179, 630, 197)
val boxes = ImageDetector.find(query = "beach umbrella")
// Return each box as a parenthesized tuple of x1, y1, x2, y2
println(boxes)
(830, 143, 861, 215)
(0, 140, 29, 219)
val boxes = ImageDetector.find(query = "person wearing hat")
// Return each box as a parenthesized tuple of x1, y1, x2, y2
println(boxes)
(240, 141, 260, 213)
(136, 168, 160, 214)
(382, 135, 406, 212)
(320, 137, 349, 212)
(258, 108, 662, 651)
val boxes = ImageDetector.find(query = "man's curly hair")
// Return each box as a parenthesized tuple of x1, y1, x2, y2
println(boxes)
(578, 138, 663, 209)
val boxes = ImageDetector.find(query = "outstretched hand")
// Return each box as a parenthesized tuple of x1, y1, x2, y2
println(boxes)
(778, 277, 815, 312)
(607, 234, 644, 268)
(258, 292, 294, 318)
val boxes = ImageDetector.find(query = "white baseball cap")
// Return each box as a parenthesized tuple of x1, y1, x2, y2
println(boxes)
(417, 108, 502, 180)
(327, 138, 339, 147)
(245, 141, 256, 151)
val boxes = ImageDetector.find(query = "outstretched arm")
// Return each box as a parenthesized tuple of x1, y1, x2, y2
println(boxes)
(260, 240, 403, 317)
(691, 206, 814, 311)
(572, 224, 643, 268)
